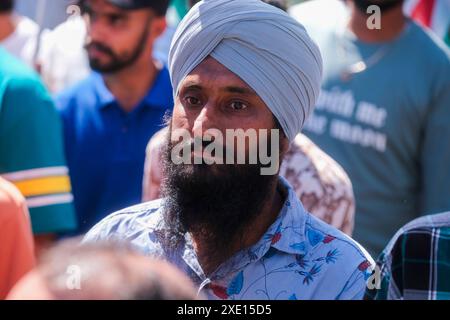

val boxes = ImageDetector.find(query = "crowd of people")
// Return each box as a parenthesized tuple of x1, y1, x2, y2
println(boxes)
(0, 0, 449, 300)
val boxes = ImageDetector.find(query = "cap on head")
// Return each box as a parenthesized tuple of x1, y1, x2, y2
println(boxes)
(0, 0, 14, 12)
(92, 0, 170, 16)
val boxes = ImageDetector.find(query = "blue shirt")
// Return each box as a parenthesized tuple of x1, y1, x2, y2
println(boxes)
(84, 177, 375, 300)
(56, 68, 173, 234)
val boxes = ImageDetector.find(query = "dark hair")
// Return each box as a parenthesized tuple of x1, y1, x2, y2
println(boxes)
(262, 0, 287, 12)
(39, 239, 197, 300)
(150, 0, 170, 16)
(188, 0, 201, 8)
(0, 0, 14, 12)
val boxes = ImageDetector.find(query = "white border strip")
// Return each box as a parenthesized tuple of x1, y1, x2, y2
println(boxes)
(26, 193, 74, 208)
(1, 166, 69, 182)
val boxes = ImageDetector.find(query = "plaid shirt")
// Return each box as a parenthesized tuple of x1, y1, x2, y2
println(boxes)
(365, 212, 450, 300)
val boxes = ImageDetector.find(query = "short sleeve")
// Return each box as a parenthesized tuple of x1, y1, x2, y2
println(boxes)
(0, 77, 77, 234)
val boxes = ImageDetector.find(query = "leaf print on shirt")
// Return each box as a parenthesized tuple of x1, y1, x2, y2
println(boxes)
(307, 229, 324, 246)
(264, 224, 283, 245)
(358, 260, 373, 280)
(295, 254, 310, 269)
(323, 235, 336, 244)
(289, 241, 306, 252)
(297, 263, 322, 285)
(209, 283, 228, 299)
(325, 249, 339, 264)
(314, 249, 340, 264)
(227, 271, 244, 296)
(358, 260, 371, 272)
(271, 232, 282, 244)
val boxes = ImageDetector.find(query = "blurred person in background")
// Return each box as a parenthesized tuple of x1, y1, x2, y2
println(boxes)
(0, 47, 77, 255)
(143, 127, 356, 235)
(0, 0, 90, 92)
(7, 240, 199, 300)
(290, 0, 450, 256)
(55, 0, 172, 235)
(0, 0, 40, 67)
(38, 0, 184, 93)
(0, 177, 35, 299)
(38, 12, 91, 93)
(152, 0, 188, 65)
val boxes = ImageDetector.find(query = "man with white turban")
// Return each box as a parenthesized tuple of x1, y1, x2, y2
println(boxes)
(84, 0, 374, 300)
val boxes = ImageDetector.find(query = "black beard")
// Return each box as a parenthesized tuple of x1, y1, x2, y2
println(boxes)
(353, 0, 403, 14)
(85, 24, 149, 74)
(160, 138, 278, 265)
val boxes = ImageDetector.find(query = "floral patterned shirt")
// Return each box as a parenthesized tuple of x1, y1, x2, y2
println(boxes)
(84, 177, 374, 300)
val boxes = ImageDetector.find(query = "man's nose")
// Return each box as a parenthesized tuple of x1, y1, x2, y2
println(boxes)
(191, 102, 219, 138)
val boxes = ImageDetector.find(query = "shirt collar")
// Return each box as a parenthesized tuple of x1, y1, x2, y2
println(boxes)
(92, 72, 115, 108)
(268, 175, 308, 256)
(92, 65, 172, 110)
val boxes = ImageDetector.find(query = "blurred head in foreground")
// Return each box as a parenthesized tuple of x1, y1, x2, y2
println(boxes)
(7, 239, 198, 300)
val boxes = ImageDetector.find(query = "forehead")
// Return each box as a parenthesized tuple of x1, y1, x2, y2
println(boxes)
(180, 56, 256, 92)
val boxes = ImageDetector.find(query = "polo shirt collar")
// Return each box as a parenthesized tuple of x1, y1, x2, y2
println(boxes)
(92, 72, 115, 108)
(92, 65, 171, 110)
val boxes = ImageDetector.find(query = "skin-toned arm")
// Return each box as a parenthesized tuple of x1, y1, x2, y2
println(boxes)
(0, 179, 36, 299)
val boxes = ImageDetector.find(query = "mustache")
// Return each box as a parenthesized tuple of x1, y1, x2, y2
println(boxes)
(170, 138, 262, 167)
(85, 42, 116, 57)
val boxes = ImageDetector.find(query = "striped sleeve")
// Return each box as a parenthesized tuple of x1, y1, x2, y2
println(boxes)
(2, 166, 73, 209)
(0, 76, 77, 234)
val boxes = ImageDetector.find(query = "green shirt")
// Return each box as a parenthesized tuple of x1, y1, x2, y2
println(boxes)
(0, 47, 76, 234)
(298, 13, 450, 256)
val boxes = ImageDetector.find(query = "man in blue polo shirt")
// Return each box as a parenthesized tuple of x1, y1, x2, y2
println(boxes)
(56, 0, 172, 234)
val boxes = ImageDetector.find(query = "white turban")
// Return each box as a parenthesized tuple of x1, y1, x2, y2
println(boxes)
(168, 0, 323, 141)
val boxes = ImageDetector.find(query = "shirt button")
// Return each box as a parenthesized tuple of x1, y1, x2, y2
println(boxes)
(122, 126, 128, 133)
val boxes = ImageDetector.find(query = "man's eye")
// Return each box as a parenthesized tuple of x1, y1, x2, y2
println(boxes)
(229, 101, 248, 110)
(185, 96, 201, 106)
(109, 16, 124, 26)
